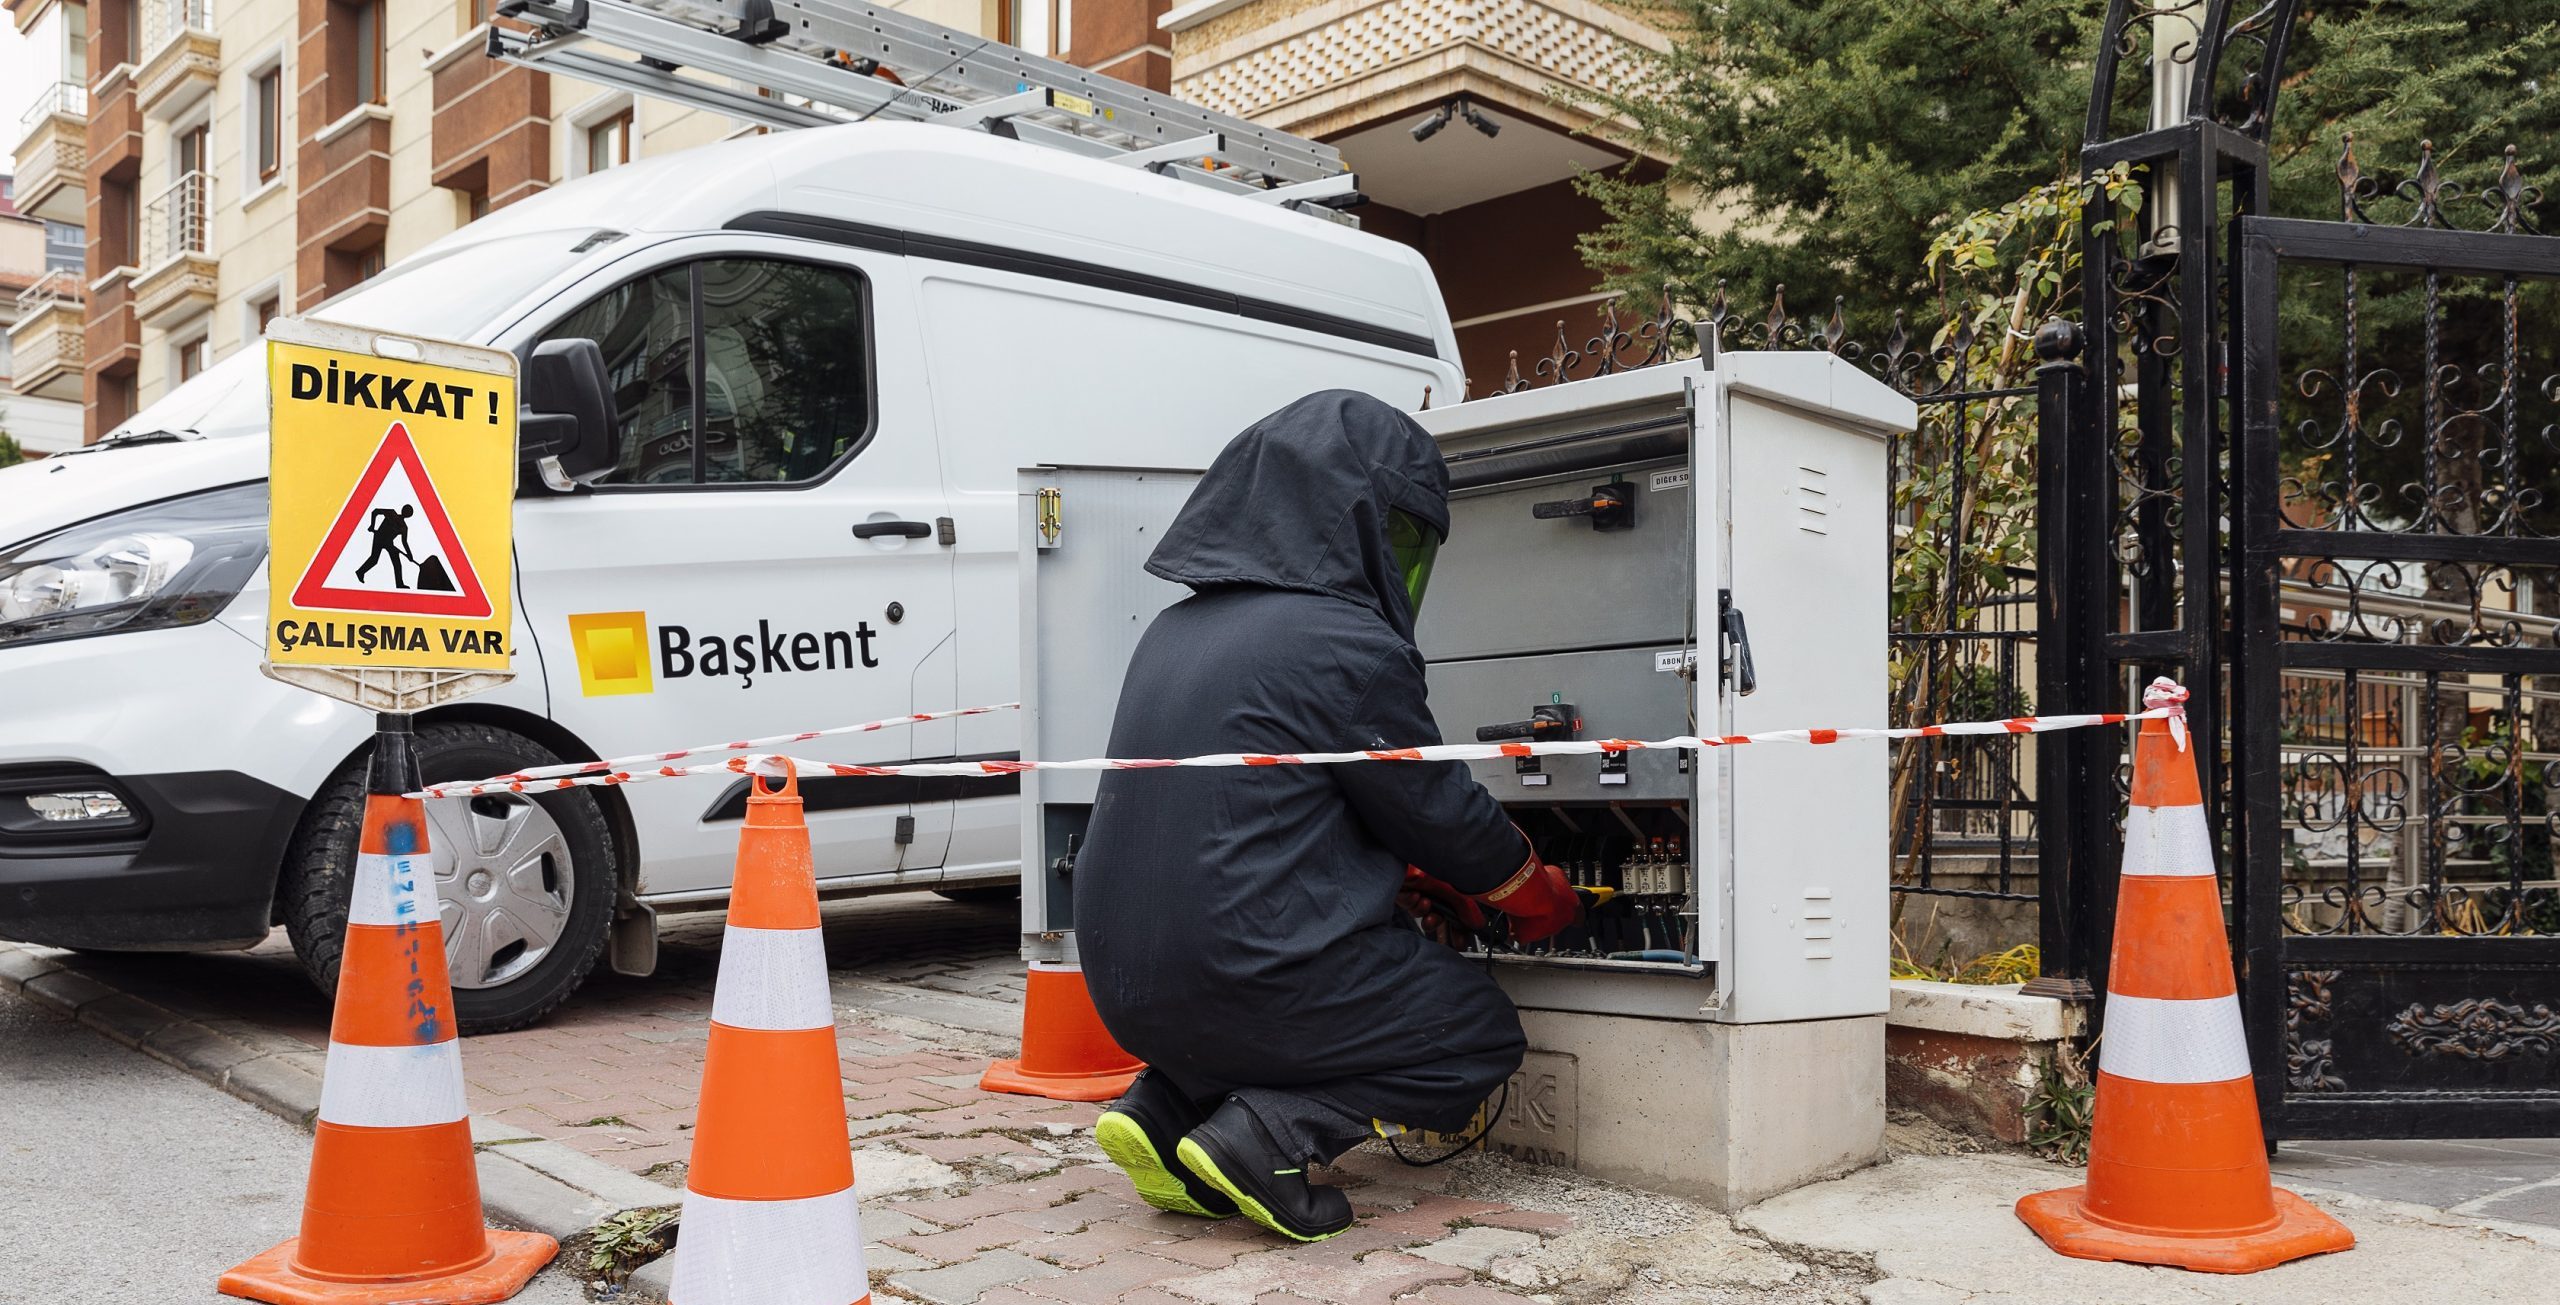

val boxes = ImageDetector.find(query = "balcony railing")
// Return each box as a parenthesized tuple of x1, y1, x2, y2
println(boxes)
(144, 170, 212, 269)
(13, 267, 86, 316)
(141, 0, 215, 53)
(17, 82, 87, 135)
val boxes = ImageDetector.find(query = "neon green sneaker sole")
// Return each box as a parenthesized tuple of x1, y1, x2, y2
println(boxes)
(1095, 1111, 1230, 1219)
(1174, 1135, 1345, 1243)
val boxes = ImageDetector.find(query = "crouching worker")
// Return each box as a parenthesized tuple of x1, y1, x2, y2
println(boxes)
(1074, 390, 1582, 1242)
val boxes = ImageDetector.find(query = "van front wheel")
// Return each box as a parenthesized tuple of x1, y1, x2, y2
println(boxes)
(278, 722, 618, 1034)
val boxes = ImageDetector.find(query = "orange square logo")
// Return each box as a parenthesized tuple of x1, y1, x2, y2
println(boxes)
(567, 611, 653, 697)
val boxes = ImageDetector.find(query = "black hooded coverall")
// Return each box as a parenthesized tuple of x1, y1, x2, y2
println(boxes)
(1074, 390, 1533, 1167)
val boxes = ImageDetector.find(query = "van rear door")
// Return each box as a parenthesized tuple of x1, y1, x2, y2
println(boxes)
(508, 237, 958, 899)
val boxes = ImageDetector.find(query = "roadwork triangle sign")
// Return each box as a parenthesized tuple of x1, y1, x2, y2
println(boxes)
(290, 421, 493, 619)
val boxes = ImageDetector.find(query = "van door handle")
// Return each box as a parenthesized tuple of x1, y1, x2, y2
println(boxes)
(852, 520, 933, 539)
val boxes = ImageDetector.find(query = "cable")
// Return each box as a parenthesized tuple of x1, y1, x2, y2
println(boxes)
(1384, 1080, 1511, 1167)
(853, 39, 993, 123)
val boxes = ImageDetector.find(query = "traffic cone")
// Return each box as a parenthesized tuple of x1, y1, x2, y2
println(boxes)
(2016, 679, 2355, 1273)
(670, 760, 869, 1304)
(222, 716, 555, 1305)
(978, 961, 1143, 1101)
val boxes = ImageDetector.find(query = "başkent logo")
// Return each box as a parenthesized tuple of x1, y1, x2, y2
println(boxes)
(568, 611, 884, 695)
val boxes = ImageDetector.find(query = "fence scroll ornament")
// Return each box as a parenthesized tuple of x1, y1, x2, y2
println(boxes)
(2385, 998, 2560, 1062)
(2285, 970, 2345, 1093)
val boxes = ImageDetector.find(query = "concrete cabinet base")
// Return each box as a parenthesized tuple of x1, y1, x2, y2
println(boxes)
(1495, 1008, 1886, 1211)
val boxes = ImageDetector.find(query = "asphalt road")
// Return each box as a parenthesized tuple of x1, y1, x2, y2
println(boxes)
(0, 985, 590, 1304)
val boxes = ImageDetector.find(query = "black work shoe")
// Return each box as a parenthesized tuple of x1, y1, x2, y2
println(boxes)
(1094, 1070, 1238, 1219)
(1175, 1097, 1355, 1242)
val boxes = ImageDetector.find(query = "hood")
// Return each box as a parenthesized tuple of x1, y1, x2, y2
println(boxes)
(1146, 390, 1450, 639)
(0, 436, 269, 546)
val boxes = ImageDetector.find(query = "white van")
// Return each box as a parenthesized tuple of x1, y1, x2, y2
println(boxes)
(0, 124, 1460, 1030)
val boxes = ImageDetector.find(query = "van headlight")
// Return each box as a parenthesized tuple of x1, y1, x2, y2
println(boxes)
(0, 482, 269, 649)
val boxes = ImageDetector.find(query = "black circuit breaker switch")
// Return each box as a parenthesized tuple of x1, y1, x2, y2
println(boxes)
(1530, 481, 1636, 531)
(1476, 704, 1578, 788)
(1599, 749, 1630, 786)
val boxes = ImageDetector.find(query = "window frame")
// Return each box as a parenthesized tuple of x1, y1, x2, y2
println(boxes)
(175, 331, 211, 382)
(585, 107, 632, 175)
(356, 0, 386, 106)
(253, 64, 284, 182)
(518, 252, 880, 496)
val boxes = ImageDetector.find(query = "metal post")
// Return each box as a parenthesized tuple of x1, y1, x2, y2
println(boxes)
(2024, 319, 2099, 1002)
(372, 712, 420, 798)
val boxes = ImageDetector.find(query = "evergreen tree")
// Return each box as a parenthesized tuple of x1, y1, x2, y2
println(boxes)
(1580, 0, 2560, 333)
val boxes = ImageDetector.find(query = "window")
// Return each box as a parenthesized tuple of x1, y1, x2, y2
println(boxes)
(176, 335, 210, 381)
(1005, 0, 1058, 56)
(540, 268, 694, 485)
(252, 292, 281, 337)
(585, 109, 631, 174)
(255, 67, 283, 181)
(177, 122, 209, 177)
(537, 258, 870, 487)
(358, 246, 385, 280)
(353, 0, 384, 105)
(43, 221, 84, 274)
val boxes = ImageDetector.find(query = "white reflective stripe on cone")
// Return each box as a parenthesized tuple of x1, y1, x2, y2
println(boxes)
(346, 851, 441, 927)
(2097, 992, 2253, 1084)
(709, 925, 836, 1032)
(317, 1040, 469, 1127)
(672, 1186, 866, 1305)
(2118, 803, 2217, 878)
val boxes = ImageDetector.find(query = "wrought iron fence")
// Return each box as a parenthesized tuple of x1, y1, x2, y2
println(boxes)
(144, 170, 212, 270)
(1477, 290, 2050, 915)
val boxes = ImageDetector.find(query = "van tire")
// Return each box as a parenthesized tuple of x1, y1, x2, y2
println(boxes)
(278, 722, 617, 1035)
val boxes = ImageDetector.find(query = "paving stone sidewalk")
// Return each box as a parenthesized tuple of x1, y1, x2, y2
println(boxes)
(10, 890, 2560, 1305)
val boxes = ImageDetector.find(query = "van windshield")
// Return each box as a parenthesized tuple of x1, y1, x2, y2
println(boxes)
(107, 231, 607, 442)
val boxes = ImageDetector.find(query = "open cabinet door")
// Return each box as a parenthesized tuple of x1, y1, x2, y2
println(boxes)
(1012, 468, 1205, 963)
(1711, 352, 1906, 1024)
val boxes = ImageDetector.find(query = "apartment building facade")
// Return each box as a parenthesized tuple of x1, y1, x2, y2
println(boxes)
(8, 0, 1663, 442)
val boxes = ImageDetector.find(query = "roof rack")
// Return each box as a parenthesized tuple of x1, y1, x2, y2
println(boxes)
(487, 0, 1363, 219)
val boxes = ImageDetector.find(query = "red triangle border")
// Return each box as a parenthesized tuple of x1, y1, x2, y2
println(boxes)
(288, 421, 494, 619)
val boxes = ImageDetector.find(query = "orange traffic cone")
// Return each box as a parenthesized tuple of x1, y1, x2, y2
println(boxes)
(979, 961, 1143, 1101)
(2017, 679, 2355, 1273)
(222, 718, 556, 1304)
(670, 760, 870, 1303)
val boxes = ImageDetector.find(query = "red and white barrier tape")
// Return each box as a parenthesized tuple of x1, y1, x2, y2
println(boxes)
(2142, 676, 2191, 750)
(451, 702, 1022, 789)
(410, 702, 2177, 800)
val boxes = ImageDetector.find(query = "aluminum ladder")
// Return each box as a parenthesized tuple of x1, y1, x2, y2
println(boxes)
(488, 0, 1362, 216)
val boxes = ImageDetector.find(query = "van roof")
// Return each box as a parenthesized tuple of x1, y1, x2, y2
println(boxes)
(425, 123, 1459, 364)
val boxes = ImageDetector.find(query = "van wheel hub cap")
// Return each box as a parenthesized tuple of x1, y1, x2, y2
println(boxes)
(425, 794, 576, 990)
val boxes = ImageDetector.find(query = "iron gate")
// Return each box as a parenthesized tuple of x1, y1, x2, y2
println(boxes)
(2047, 0, 2560, 1139)
(2234, 187, 2560, 1138)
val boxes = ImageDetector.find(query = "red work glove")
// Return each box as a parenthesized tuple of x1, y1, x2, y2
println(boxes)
(1400, 866, 1490, 948)
(1478, 860, 1582, 945)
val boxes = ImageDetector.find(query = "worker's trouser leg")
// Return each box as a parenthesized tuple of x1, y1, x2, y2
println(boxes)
(1225, 1035, 1521, 1166)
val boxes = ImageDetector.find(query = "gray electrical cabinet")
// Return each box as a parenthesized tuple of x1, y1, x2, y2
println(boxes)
(1014, 354, 1915, 1208)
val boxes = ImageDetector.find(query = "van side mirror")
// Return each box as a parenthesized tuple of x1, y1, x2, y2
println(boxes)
(518, 338, 615, 492)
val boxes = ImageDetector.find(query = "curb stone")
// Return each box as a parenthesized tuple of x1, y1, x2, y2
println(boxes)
(0, 941, 669, 1251)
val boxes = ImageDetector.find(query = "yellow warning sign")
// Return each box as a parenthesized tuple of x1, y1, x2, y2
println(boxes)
(265, 319, 516, 676)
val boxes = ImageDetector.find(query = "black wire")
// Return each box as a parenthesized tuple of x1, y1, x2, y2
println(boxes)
(853, 39, 994, 123)
(1384, 1080, 1510, 1167)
